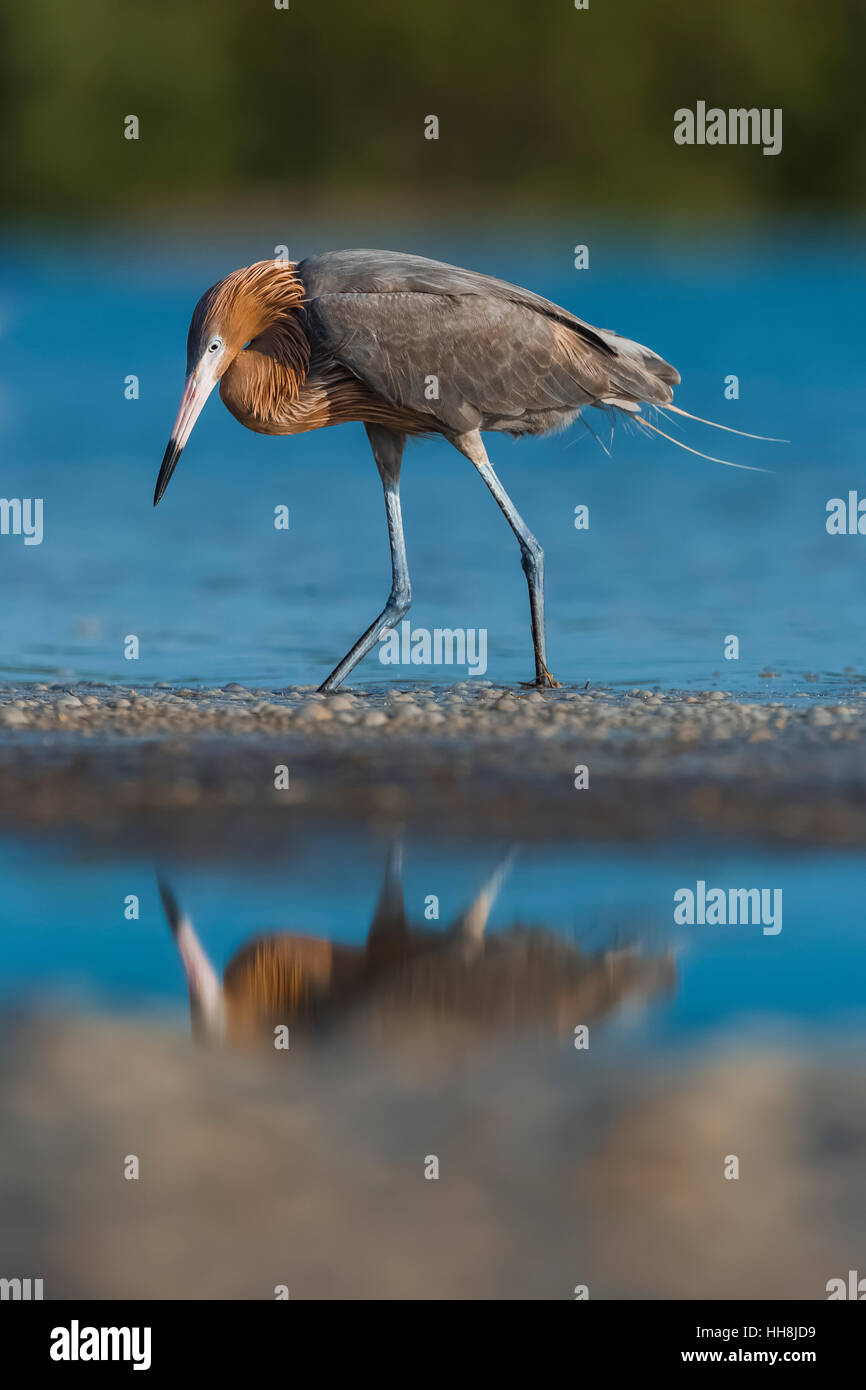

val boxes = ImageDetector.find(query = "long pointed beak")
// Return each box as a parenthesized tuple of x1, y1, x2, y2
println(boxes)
(154, 371, 217, 506)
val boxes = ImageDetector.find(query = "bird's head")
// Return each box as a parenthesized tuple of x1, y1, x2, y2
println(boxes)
(154, 259, 305, 505)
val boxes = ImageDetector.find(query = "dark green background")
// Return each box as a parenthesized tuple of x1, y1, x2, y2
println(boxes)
(1, 0, 862, 221)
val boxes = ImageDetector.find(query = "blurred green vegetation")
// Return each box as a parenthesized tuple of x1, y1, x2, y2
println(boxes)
(1, 0, 863, 221)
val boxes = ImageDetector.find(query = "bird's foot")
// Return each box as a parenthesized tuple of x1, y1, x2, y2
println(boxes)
(520, 665, 562, 689)
(537, 665, 563, 689)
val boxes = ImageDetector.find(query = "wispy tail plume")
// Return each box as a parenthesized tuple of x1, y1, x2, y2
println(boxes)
(634, 412, 773, 471)
(663, 402, 788, 443)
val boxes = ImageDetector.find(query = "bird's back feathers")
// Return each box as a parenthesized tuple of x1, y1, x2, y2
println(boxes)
(297, 248, 680, 436)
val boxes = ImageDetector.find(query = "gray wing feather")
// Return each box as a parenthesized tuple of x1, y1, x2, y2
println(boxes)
(297, 250, 678, 432)
(298, 249, 614, 350)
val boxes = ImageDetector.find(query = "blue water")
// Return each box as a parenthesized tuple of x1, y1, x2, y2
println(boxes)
(1, 832, 863, 1050)
(1, 227, 865, 692)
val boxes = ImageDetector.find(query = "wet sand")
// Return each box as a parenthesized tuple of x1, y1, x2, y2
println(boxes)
(1, 1008, 862, 1299)
(0, 682, 865, 848)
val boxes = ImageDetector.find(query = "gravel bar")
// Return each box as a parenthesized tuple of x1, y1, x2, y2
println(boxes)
(0, 682, 864, 849)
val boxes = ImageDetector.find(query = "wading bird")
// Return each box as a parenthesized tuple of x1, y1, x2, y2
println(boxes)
(158, 845, 675, 1048)
(155, 250, 760, 690)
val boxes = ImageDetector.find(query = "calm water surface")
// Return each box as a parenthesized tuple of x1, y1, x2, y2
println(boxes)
(2, 830, 863, 1047)
(1, 812, 863, 1298)
(1, 229, 864, 694)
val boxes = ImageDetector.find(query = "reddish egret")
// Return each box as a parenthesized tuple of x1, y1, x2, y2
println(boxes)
(155, 250, 753, 690)
(157, 847, 674, 1047)
(157, 846, 514, 1044)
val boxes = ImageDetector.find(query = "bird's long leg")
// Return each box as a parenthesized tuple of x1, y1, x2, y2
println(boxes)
(454, 430, 561, 688)
(318, 427, 411, 692)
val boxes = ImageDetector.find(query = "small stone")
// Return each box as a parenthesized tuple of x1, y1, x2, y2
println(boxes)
(306, 704, 333, 722)
(1, 707, 28, 726)
(390, 703, 424, 720)
(809, 708, 834, 726)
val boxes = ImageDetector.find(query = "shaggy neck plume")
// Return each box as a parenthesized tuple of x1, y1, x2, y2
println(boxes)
(202, 260, 311, 423)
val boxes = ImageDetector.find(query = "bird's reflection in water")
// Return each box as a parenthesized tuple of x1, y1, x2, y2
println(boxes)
(5, 847, 863, 1300)
(159, 844, 676, 1049)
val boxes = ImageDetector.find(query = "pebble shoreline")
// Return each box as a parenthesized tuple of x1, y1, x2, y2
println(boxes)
(2, 682, 864, 847)
(1, 681, 864, 746)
